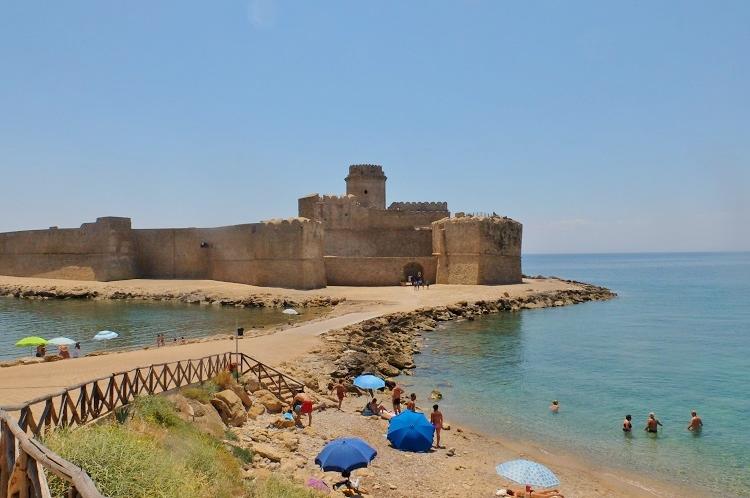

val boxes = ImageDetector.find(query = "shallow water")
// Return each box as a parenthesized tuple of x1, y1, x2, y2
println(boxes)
(0, 298, 322, 360)
(408, 253, 750, 496)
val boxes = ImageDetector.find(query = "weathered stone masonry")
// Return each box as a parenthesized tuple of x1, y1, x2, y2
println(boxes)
(0, 164, 523, 289)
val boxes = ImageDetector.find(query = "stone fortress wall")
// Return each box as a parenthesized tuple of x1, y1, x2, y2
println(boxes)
(0, 217, 325, 289)
(0, 164, 522, 289)
(299, 164, 522, 286)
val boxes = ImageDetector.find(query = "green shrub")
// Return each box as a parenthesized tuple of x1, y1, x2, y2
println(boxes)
(44, 424, 203, 498)
(131, 395, 184, 428)
(249, 476, 326, 498)
(212, 370, 235, 390)
(225, 429, 239, 441)
(231, 445, 253, 464)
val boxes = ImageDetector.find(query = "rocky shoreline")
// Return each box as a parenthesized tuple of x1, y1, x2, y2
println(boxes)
(286, 281, 616, 383)
(0, 281, 341, 309)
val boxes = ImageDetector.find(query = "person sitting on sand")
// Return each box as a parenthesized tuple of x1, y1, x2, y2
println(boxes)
(687, 410, 703, 432)
(293, 393, 314, 427)
(406, 393, 417, 412)
(644, 412, 663, 434)
(35, 344, 46, 358)
(391, 384, 404, 415)
(430, 404, 444, 448)
(549, 400, 559, 413)
(334, 379, 347, 411)
(58, 345, 70, 359)
(622, 414, 632, 433)
(500, 487, 564, 497)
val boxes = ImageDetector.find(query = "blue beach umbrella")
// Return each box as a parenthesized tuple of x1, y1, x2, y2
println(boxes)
(496, 459, 560, 489)
(47, 337, 76, 346)
(387, 410, 434, 452)
(314, 437, 377, 473)
(93, 330, 118, 341)
(353, 374, 385, 390)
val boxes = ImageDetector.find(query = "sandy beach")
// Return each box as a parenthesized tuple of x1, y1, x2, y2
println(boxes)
(0, 275, 689, 497)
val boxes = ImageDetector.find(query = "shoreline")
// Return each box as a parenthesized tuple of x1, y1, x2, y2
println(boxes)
(0, 274, 698, 497)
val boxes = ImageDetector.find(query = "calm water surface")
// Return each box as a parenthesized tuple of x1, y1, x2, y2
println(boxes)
(408, 253, 750, 496)
(0, 298, 320, 360)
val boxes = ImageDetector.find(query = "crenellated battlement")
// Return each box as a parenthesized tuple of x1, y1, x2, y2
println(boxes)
(347, 164, 385, 177)
(388, 201, 449, 212)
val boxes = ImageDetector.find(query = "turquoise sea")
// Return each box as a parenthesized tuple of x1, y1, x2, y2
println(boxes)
(0, 299, 317, 360)
(408, 252, 750, 496)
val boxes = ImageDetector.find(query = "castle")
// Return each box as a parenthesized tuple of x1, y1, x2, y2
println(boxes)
(0, 165, 522, 289)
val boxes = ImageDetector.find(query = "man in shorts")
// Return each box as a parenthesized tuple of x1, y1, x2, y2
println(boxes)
(391, 384, 404, 414)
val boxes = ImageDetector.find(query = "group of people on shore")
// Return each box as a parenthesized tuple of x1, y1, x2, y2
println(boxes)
(34, 342, 81, 359)
(331, 378, 446, 449)
(154, 333, 186, 347)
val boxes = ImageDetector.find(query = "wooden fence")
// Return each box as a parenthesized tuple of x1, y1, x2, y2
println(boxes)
(0, 352, 305, 498)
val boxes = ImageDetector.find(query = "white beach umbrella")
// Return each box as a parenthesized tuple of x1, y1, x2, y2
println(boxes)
(47, 337, 77, 346)
(93, 330, 119, 341)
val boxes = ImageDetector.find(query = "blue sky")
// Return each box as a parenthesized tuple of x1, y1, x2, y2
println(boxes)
(1, 1, 748, 253)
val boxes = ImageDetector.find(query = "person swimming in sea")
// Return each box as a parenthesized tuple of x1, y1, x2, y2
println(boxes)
(644, 412, 663, 434)
(622, 414, 632, 433)
(549, 400, 559, 413)
(687, 410, 703, 432)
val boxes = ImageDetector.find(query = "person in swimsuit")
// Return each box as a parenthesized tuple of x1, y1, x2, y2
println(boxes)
(293, 392, 314, 427)
(391, 384, 404, 414)
(549, 400, 559, 413)
(334, 379, 346, 411)
(406, 393, 417, 412)
(622, 414, 633, 433)
(687, 410, 703, 432)
(430, 404, 444, 448)
(502, 488, 564, 497)
(644, 412, 662, 433)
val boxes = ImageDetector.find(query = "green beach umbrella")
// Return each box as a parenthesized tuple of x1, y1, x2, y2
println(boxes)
(15, 336, 48, 347)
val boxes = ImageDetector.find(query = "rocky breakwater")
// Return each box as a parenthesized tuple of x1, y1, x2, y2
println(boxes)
(295, 281, 616, 382)
(0, 281, 341, 309)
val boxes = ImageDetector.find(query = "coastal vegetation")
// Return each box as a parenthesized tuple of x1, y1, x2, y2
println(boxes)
(42, 394, 321, 498)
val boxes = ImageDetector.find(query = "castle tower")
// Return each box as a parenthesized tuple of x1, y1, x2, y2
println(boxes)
(345, 164, 387, 209)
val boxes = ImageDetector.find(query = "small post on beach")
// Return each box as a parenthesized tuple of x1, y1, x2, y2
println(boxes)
(234, 327, 244, 380)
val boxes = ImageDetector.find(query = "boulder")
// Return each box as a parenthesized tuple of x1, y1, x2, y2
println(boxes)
(239, 374, 262, 393)
(247, 403, 266, 419)
(189, 401, 227, 438)
(251, 443, 284, 462)
(430, 389, 443, 400)
(388, 353, 414, 370)
(271, 431, 299, 452)
(210, 389, 247, 427)
(229, 384, 253, 409)
(377, 362, 401, 377)
(167, 393, 226, 438)
(254, 389, 283, 414)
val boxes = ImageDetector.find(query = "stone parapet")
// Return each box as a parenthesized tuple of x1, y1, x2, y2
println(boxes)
(387, 201, 449, 212)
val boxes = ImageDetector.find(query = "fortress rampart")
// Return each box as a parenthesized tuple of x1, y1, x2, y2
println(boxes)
(0, 217, 326, 289)
(0, 164, 522, 288)
(432, 215, 523, 285)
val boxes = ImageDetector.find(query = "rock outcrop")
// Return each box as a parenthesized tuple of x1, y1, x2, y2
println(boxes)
(210, 390, 248, 427)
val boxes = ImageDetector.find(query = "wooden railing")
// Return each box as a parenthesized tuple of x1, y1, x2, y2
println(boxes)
(0, 352, 305, 498)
